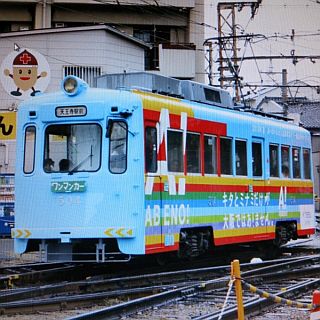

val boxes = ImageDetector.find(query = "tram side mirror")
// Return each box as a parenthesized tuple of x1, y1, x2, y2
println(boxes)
(106, 119, 113, 138)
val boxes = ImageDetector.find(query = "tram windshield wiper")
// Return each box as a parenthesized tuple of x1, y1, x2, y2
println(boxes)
(68, 146, 93, 174)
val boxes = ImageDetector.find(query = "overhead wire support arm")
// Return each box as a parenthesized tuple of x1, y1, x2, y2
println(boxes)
(203, 33, 266, 44)
(219, 54, 320, 62)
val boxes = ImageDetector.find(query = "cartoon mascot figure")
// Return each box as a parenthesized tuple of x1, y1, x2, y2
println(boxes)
(4, 49, 47, 97)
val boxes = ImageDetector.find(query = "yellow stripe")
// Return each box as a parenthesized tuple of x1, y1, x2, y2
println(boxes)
(145, 235, 162, 245)
(214, 227, 270, 237)
(145, 233, 179, 245)
(268, 179, 313, 187)
(250, 285, 257, 293)
(137, 91, 194, 117)
(145, 174, 312, 188)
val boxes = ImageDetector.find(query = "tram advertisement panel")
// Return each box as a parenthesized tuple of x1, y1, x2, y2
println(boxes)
(0, 112, 16, 140)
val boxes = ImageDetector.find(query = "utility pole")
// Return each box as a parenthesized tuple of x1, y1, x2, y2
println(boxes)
(206, 1, 262, 101)
(282, 69, 288, 116)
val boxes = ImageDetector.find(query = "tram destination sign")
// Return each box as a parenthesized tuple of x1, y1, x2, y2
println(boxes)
(55, 105, 87, 117)
(51, 181, 86, 193)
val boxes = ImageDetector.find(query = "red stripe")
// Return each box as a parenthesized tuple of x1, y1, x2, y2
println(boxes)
(254, 186, 313, 194)
(214, 233, 274, 246)
(158, 138, 166, 161)
(143, 109, 159, 121)
(151, 182, 313, 194)
(186, 184, 249, 193)
(146, 243, 179, 254)
(188, 117, 227, 136)
(143, 109, 227, 136)
(297, 228, 315, 236)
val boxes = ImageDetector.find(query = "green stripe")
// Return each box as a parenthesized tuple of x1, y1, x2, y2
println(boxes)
(146, 191, 313, 201)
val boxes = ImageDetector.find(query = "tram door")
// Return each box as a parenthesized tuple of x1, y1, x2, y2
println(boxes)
(144, 122, 163, 251)
(251, 138, 268, 238)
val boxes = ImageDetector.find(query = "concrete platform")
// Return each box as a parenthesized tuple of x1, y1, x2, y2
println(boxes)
(284, 233, 320, 250)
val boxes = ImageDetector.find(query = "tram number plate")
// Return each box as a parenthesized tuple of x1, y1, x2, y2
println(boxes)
(51, 181, 86, 193)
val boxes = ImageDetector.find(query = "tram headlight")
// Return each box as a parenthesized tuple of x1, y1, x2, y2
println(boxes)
(62, 76, 88, 96)
(64, 77, 77, 94)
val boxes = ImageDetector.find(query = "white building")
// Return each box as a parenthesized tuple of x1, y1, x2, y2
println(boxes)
(0, 25, 150, 174)
(0, 0, 205, 83)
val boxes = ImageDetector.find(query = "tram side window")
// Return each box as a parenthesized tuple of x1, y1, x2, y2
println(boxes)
(204, 135, 217, 174)
(281, 145, 290, 178)
(145, 127, 157, 173)
(235, 140, 247, 176)
(303, 148, 311, 179)
(186, 132, 200, 173)
(252, 142, 262, 177)
(292, 147, 301, 178)
(109, 121, 127, 174)
(23, 126, 36, 174)
(269, 144, 279, 177)
(167, 130, 183, 172)
(220, 137, 232, 175)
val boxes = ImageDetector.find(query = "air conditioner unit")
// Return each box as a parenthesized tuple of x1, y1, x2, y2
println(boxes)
(55, 23, 65, 28)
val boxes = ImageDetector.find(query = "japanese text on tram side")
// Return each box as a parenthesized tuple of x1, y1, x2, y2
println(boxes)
(223, 212, 272, 230)
(221, 191, 273, 229)
(51, 181, 86, 193)
(221, 191, 271, 207)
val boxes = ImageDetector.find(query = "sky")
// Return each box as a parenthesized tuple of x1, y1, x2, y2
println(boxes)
(204, 0, 320, 98)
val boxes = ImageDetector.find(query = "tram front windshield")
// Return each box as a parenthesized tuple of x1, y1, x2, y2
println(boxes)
(44, 124, 102, 173)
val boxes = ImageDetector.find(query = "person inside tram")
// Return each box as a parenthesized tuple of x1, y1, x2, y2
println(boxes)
(59, 159, 71, 172)
(44, 158, 55, 172)
(282, 165, 289, 178)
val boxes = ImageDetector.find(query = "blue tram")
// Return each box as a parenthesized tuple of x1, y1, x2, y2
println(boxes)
(0, 174, 15, 237)
(12, 73, 315, 261)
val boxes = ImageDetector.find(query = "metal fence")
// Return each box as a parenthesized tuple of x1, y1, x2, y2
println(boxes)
(0, 239, 37, 264)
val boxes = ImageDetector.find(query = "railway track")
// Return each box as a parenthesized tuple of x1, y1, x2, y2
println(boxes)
(0, 262, 88, 289)
(0, 254, 319, 318)
(0, 241, 315, 289)
(65, 256, 320, 320)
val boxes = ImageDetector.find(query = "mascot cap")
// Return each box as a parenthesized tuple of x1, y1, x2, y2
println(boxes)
(13, 50, 38, 67)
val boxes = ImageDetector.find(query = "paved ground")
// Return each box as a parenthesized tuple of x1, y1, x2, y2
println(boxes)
(285, 234, 320, 249)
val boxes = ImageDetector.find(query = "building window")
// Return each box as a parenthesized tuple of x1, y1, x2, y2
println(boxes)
(269, 144, 279, 177)
(281, 145, 290, 178)
(63, 66, 102, 86)
(292, 147, 301, 178)
(167, 130, 183, 173)
(235, 140, 247, 176)
(220, 137, 233, 175)
(145, 127, 157, 173)
(303, 148, 311, 179)
(24, 126, 36, 174)
(133, 26, 170, 70)
(186, 132, 200, 173)
(204, 135, 217, 174)
(252, 142, 262, 177)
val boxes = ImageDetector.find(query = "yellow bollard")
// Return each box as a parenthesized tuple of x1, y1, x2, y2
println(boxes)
(231, 259, 245, 320)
